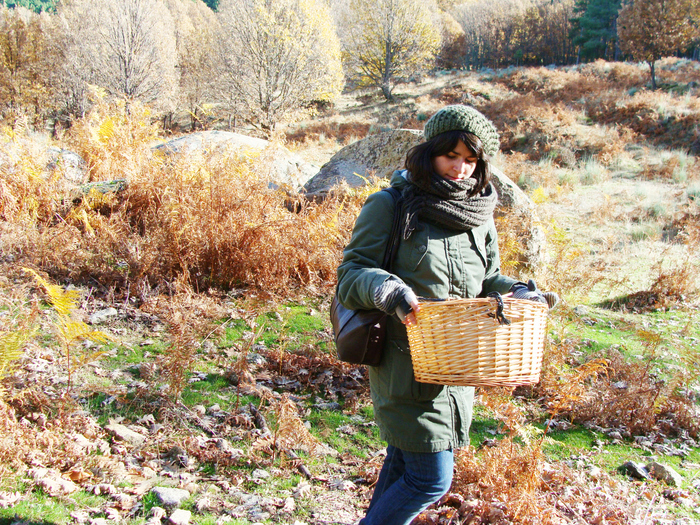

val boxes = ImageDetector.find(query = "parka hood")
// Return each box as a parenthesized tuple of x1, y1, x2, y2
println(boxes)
(389, 169, 410, 191)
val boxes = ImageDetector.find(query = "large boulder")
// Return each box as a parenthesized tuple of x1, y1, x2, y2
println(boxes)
(47, 147, 89, 185)
(302, 129, 423, 196)
(302, 129, 545, 270)
(153, 130, 318, 191)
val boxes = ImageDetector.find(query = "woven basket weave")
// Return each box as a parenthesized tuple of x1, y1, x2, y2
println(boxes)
(406, 297, 548, 387)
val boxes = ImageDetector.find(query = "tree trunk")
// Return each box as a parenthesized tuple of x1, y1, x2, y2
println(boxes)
(648, 60, 657, 90)
(381, 83, 394, 101)
(191, 107, 199, 132)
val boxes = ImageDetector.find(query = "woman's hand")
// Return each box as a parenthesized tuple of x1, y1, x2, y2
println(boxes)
(401, 299, 421, 326)
(373, 277, 420, 323)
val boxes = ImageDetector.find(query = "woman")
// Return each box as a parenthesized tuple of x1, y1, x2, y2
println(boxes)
(336, 105, 557, 525)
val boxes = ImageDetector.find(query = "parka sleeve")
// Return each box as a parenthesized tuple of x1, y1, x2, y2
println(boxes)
(480, 218, 519, 295)
(336, 190, 401, 311)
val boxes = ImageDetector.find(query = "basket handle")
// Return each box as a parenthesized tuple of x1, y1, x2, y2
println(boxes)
(486, 292, 511, 326)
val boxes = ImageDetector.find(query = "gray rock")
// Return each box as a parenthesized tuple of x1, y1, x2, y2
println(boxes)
(69, 510, 90, 524)
(153, 131, 317, 191)
(249, 511, 270, 522)
(105, 421, 146, 447)
(619, 461, 649, 480)
(302, 129, 423, 196)
(210, 438, 244, 459)
(89, 307, 119, 325)
(151, 486, 191, 507)
(146, 506, 166, 525)
(302, 129, 546, 269)
(573, 305, 588, 316)
(72, 180, 128, 204)
(607, 430, 623, 441)
(167, 509, 192, 525)
(246, 353, 267, 366)
(47, 147, 89, 185)
(251, 469, 270, 480)
(646, 461, 683, 487)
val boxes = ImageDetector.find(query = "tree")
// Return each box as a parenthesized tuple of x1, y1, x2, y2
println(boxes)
(201, 0, 219, 10)
(3, 0, 56, 13)
(163, 0, 219, 130)
(618, 0, 700, 89)
(454, 0, 578, 68)
(569, 0, 621, 61)
(57, 0, 177, 114)
(517, 0, 577, 65)
(0, 5, 57, 124)
(454, 0, 528, 69)
(340, 0, 441, 101)
(437, 10, 467, 69)
(215, 0, 343, 133)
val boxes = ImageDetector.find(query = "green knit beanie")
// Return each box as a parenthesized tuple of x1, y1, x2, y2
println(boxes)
(423, 105, 500, 157)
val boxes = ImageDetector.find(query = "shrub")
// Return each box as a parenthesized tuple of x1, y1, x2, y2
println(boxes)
(2, 98, 381, 299)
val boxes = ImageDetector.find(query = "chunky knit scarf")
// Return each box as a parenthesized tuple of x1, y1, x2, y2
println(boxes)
(401, 172, 497, 239)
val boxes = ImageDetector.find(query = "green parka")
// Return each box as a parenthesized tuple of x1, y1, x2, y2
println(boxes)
(336, 170, 518, 453)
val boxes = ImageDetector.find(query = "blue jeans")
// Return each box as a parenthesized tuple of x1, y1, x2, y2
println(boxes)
(361, 445, 454, 525)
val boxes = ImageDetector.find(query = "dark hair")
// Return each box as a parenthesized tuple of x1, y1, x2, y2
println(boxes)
(405, 130, 491, 196)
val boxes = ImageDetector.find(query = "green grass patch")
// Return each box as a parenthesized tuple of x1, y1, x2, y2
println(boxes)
(180, 374, 259, 411)
(306, 408, 381, 458)
(0, 488, 76, 524)
(219, 302, 331, 356)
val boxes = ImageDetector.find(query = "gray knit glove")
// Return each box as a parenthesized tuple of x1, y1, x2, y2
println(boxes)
(373, 277, 418, 322)
(510, 279, 559, 309)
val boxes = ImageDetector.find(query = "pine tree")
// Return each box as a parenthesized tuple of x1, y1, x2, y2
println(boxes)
(4, 0, 56, 13)
(569, 0, 621, 61)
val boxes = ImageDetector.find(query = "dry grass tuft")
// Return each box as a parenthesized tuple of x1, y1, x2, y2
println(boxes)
(448, 385, 637, 525)
(452, 440, 547, 524)
(585, 89, 700, 152)
(67, 90, 161, 182)
(0, 277, 38, 398)
(285, 120, 372, 147)
(0, 394, 104, 480)
(544, 338, 700, 438)
(140, 286, 224, 399)
(0, 126, 66, 226)
(606, 232, 699, 313)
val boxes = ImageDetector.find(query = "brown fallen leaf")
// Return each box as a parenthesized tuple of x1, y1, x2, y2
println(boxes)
(67, 468, 92, 483)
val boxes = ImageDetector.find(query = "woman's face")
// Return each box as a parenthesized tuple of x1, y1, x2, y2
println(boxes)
(432, 140, 478, 182)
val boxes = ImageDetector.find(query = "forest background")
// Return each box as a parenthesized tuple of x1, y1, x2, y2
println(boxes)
(2, 0, 700, 134)
(2, 0, 700, 524)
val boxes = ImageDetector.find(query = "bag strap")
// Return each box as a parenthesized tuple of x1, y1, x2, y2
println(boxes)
(380, 186, 403, 272)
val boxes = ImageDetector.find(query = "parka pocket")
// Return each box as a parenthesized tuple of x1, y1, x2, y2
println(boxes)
(389, 339, 443, 402)
(403, 225, 429, 271)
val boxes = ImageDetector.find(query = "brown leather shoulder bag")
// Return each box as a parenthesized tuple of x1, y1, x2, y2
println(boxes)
(330, 187, 402, 366)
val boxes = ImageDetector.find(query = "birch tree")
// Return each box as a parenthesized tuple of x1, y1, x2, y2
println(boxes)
(216, 0, 343, 133)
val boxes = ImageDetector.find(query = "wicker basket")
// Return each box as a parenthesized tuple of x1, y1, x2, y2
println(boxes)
(406, 297, 548, 387)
